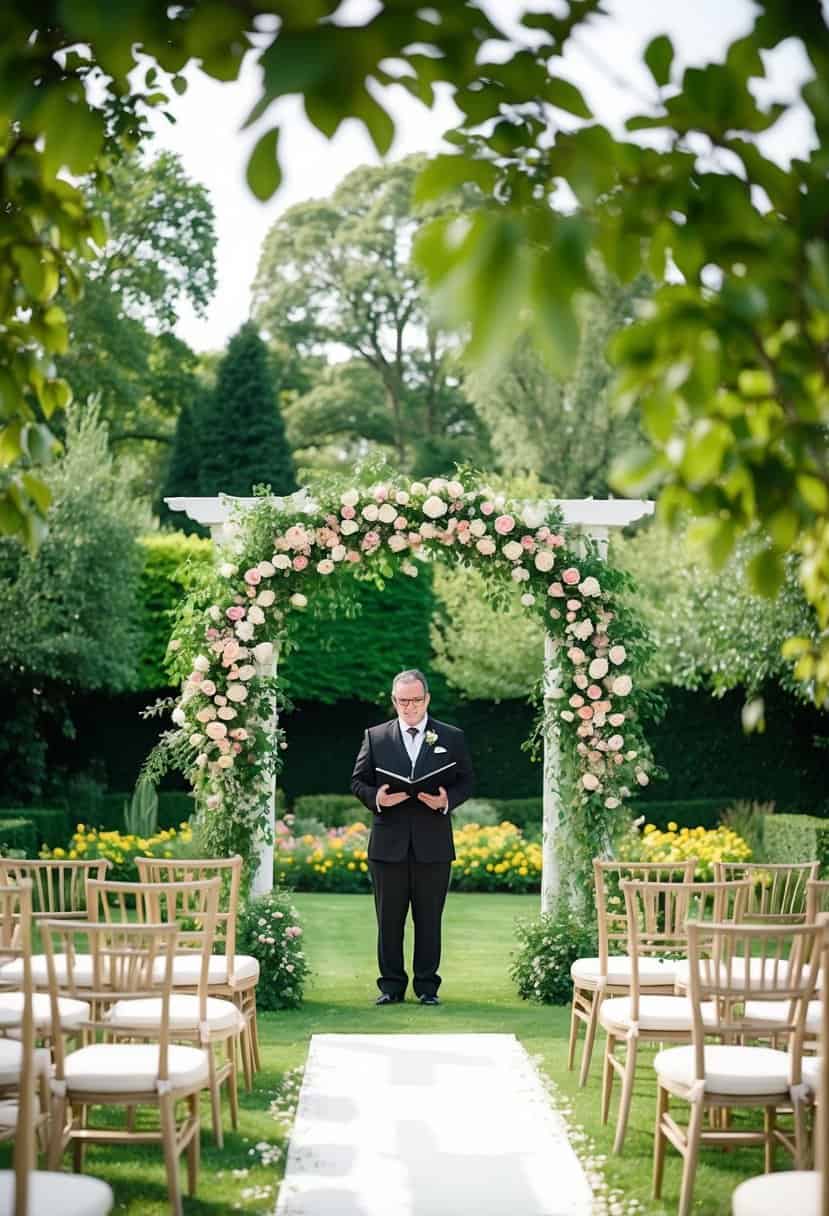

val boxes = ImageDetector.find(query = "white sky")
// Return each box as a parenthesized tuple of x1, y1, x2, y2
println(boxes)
(145, 0, 815, 353)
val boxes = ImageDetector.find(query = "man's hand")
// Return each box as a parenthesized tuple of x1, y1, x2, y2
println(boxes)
(417, 786, 448, 812)
(377, 784, 408, 808)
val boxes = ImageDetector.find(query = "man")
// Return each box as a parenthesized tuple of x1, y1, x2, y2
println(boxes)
(351, 668, 474, 1006)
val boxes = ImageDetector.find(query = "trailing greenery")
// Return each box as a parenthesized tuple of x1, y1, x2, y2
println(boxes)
(0, 818, 37, 857)
(510, 903, 598, 1005)
(764, 814, 829, 870)
(237, 890, 309, 1010)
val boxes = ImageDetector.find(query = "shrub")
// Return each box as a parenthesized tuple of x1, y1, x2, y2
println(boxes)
(0, 807, 69, 848)
(764, 814, 829, 869)
(123, 775, 159, 838)
(720, 799, 775, 862)
(292, 795, 362, 827)
(42, 821, 197, 883)
(0, 818, 37, 857)
(511, 904, 598, 1005)
(488, 798, 542, 835)
(237, 889, 309, 1010)
(451, 799, 499, 829)
(451, 823, 542, 892)
(619, 821, 751, 880)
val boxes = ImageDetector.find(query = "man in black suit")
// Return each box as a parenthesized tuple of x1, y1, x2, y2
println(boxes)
(351, 668, 474, 1006)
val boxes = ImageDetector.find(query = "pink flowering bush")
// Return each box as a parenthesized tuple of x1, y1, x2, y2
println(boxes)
(237, 889, 309, 1010)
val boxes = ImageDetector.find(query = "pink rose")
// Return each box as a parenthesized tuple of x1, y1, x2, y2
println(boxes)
(587, 684, 602, 700)
(341, 504, 356, 519)
(346, 551, 360, 563)
(549, 534, 566, 548)
(582, 772, 600, 791)
(480, 501, 494, 516)
(244, 568, 262, 586)
(577, 705, 594, 720)
(293, 555, 308, 571)
(201, 680, 216, 697)
(562, 567, 581, 585)
(226, 606, 245, 622)
(494, 514, 515, 535)
(521, 535, 535, 549)
(548, 582, 565, 598)
(394, 516, 407, 530)
(568, 694, 585, 709)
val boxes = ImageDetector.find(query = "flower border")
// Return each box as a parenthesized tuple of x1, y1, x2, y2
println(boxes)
(160, 477, 654, 883)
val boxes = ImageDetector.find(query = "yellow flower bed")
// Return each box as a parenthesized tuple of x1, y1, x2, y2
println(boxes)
(43, 822, 194, 882)
(452, 822, 542, 892)
(620, 821, 751, 880)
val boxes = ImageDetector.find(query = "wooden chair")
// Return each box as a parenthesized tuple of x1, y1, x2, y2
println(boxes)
(0, 879, 113, 1216)
(653, 919, 821, 1216)
(87, 876, 241, 1147)
(135, 856, 260, 1089)
(600, 878, 752, 1154)
(569, 859, 697, 1086)
(44, 920, 209, 1216)
(714, 861, 820, 925)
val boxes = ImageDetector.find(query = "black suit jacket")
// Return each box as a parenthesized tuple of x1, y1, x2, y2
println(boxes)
(351, 717, 474, 863)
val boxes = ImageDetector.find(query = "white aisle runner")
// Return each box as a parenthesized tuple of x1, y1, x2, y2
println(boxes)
(274, 1034, 592, 1216)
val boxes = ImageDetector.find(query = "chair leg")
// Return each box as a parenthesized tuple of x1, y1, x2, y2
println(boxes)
(208, 1046, 224, 1148)
(578, 990, 602, 1088)
(764, 1106, 776, 1173)
(72, 1103, 86, 1173)
(159, 1091, 183, 1216)
(613, 1036, 638, 1155)
(47, 1093, 68, 1171)
(186, 1093, 200, 1197)
(567, 994, 581, 1071)
(652, 1083, 669, 1199)
(228, 1036, 239, 1130)
(793, 1095, 809, 1170)
(601, 1033, 615, 1125)
(250, 1004, 261, 1073)
(678, 1099, 704, 1216)
(240, 1019, 254, 1092)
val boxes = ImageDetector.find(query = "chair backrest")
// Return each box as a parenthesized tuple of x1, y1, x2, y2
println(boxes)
(0, 881, 35, 1216)
(136, 856, 241, 977)
(86, 877, 220, 1008)
(685, 919, 821, 1086)
(818, 920, 829, 1216)
(806, 879, 829, 924)
(594, 859, 697, 968)
(714, 861, 819, 924)
(0, 859, 110, 919)
(622, 879, 752, 1018)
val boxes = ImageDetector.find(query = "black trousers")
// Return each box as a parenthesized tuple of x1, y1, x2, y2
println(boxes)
(369, 850, 452, 998)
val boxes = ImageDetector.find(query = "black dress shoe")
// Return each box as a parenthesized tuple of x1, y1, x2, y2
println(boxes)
(418, 994, 440, 1006)
(375, 993, 404, 1005)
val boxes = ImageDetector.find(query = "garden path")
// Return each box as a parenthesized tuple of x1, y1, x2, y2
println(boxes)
(274, 1032, 592, 1215)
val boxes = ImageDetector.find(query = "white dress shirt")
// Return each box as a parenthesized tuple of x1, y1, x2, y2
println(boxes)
(376, 715, 448, 813)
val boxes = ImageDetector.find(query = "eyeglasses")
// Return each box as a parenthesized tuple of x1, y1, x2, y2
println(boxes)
(395, 697, 426, 707)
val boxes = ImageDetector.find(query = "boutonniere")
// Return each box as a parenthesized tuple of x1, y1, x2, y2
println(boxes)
(424, 730, 438, 747)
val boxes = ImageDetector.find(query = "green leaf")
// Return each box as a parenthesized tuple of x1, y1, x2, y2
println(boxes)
(21, 471, 51, 513)
(0, 420, 24, 464)
(748, 547, 785, 597)
(687, 517, 736, 569)
(609, 446, 667, 496)
(246, 128, 282, 202)
(12, 247, 45, 301)
(768, 506, 799, 549)
(644, 35, 674, 88)
(782, 636, 813, 660)
(797, 474, 829, 513)
(544, 76, 592, 119)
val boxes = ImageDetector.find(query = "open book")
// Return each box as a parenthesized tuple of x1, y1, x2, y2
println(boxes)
(375, 762, 457, 797)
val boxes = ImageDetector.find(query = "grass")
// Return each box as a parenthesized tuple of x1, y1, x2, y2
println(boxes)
(28, 893, 786, 1213)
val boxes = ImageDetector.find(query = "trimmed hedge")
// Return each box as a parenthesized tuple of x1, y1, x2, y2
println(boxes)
(292, 794, 364, 828)
(0, 818, 37, 856)
(136, 533, 213, 689)
(489, 798, 542, 833)
(0, 807, 69, 848)
(630, 798, 737, 833)
(764, 814, 829, 869)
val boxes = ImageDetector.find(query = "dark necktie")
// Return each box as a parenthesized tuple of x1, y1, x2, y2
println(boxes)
(407, 727, 418, 740)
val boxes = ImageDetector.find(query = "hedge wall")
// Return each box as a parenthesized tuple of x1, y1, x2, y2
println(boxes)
(137, 533, 213, 688)
(0, 818, 37, 856)
(764, 814, 829, 870)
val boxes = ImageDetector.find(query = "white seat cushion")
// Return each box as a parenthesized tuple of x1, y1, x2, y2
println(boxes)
(654, 1044, 792, 1096)
(62, 1043, 209, 1095)
(0, 1169, 113, 1215)
(732, 1170, 819, 1216)
(107, 994, 243, 1034)
(674, 956, 803, 993)
(0, 954, 94, 989)
(599, 995, 721, 1033)
(0, 1040, 50, 1085)
(0, 992, 89, 1031)
(802, 1056, 821, 1093)
(743, 1000, 821, 1035)
(151, 953, 260, 987)
(571, 955, 679, 987)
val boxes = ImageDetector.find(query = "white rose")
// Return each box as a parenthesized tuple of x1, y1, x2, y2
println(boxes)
(257, 560, 275, 578)
(503, 541, 523, 561)
(607, 734, 625, 751)
(167, 638, 181, 652)
(193, 655, 210, 672)
(609, 644, 627, 665)
(217, 754, 234, 770)
(520, 593, 535, 607)
(247, 605, 265, 625)
(317, 558, 335, 574)
(582, 772, 600, 791)
(572, 619, 595, 641)
(422, 494, 448, 519)
(361, 503, 379, 522)
(205, 721, 227, 740)
(189, 732, 204, 747)
(253, 641, 274, 666)
(387, 533, 408, 552)
(196, 706, 216, 723)
(195, 753, 208, 768)
(238, 664, 256, 681)
(256, 589, 276, 608)
(521, 502, 546, 529)
(401, 561, 418, 577)
(427, 477, 447, 493)
(589, 657, 609, 680)
(331, 544, 346, 562)
(340, 519, 359, 536)
(419, 522, 437, 539)
(290, 592, 308, 609)
(207, 604, 222, 622)
(378, 503, 397, 524)
(171, 707, 187, 727)
(219, 563, 237, 578)
(567, 646, 586, 664)
(446, 480, 464, 499)
(604, 797, 621, 809)
(574, 673, 588, 690)
(395, 490, 410, 505)
(410, 481, 427, 496)
(236, 620, 255, 642)
(217, 706, 237, 721)
(226, 682, 248, 703)
(341, 489, 359, 507)
(612, 674, 633, 696)
(560, 710, 575, 722)
(476, 537, 496, 556)
(579, 576, 601, 597)
(534, 549, 555, 572)
(469, 519, 487, 538)
(636, 770, 650, 786)
(511, 566, 529, 582)
(608, 712, 626, 726)
(273, 554, 291, 570)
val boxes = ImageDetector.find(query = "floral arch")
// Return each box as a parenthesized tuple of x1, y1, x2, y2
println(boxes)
(156, 477, 654, 902)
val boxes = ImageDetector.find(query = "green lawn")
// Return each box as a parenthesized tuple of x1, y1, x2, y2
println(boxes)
(42, 893, 779, 1213)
